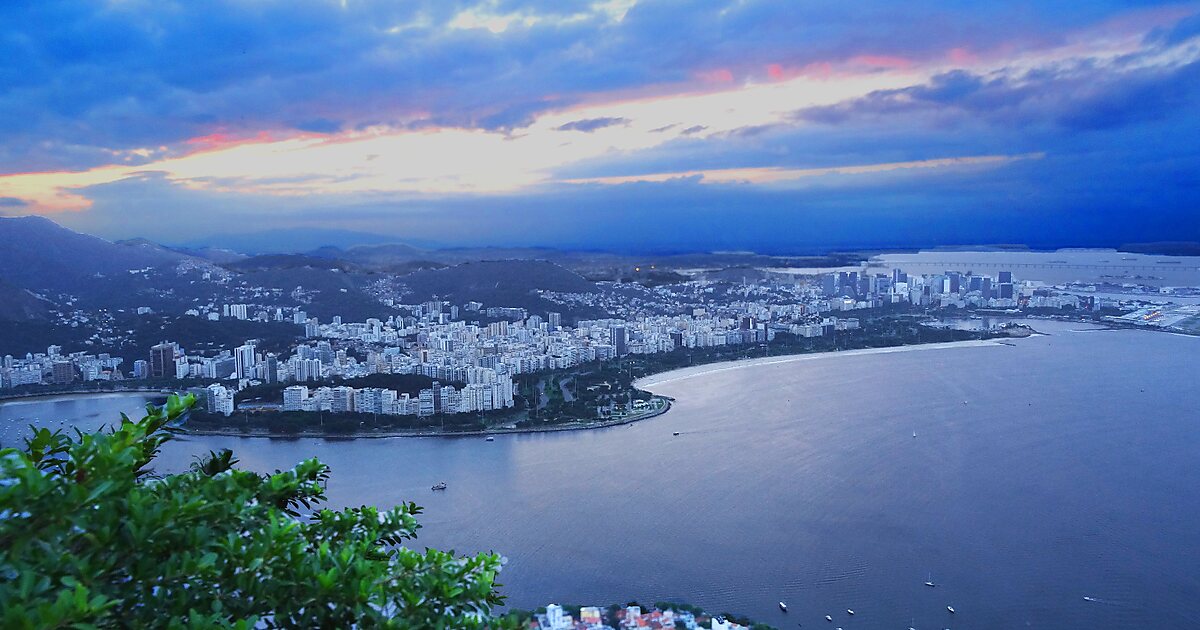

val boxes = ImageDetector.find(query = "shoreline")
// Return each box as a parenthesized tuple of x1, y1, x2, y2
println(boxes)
(180, 337, 1011, 440)
(0, 389, 168, 405)
(634, 339, 1009, 390)
(177, 397, 672, 440)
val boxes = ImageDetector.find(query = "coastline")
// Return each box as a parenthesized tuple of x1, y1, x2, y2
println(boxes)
(179, 336, 1016, 440)
(178, 396, 672, 439)
(0, 389, 167, 405)
(634, 339, 1009, 390)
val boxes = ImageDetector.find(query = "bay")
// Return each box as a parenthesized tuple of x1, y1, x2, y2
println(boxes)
(3, 320, 1198, 629)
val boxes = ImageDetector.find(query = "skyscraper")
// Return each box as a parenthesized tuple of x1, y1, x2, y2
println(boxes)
(264, 354, 279, 384)
(235, 344, 256, 379)
(150, 342, 177, 379)
(610, 325, 628, 356)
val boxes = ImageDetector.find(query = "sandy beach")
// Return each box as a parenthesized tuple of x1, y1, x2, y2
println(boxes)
(635, 339, 1008, 390)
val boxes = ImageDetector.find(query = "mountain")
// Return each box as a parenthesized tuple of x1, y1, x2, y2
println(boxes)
(0, 276, 50, 321)
(179, 228, 437, 255)
(0, 215, 189, 293)
(222, 254, 358, 273)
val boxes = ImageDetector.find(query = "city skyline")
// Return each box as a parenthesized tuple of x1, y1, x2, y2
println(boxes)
(1, 1, 1198, 250)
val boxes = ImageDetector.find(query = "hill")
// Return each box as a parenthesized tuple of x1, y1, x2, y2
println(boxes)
(222, 254, 358, 273)
(0, 277, 50, 321)
(0, 216, 188, 293)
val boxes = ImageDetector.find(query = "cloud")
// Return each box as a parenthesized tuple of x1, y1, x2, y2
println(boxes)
(2, 0, 1189, 175)
(795, 56, 1200, 131)
(2, 2, 1200, 250)
(0, 196, 27, 207)
(555, 117, 630, 132)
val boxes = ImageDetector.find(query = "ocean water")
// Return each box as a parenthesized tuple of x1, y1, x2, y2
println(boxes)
(3, 321, 1198, 629)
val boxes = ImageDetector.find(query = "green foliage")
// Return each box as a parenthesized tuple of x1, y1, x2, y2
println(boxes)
(0, 394, 510, 628)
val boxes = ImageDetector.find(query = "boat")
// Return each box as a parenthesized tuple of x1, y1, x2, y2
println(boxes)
(431, 481, 447, 491)
(846, 609, 854, 615)
(779, 602, 787, 612)
(913, 431, 917, 438)
(485, 436, 494, 441)
(925, 572, 936, 587)
(825, 615, 833, 622)
(1083, 596, 1099, 602)
(673, 431, 680, 436)
(947, 605, 955, 614)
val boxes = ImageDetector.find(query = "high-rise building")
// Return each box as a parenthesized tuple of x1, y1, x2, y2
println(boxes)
(999, 282, 1014, 299)
(150, 342, 177, 379)
(295, 359, 322, 382)
(998, 270, 1013, 284)
(132, 359, 148, 379)
(316, 341, 334, 364)
(205, 384, 234, 416)
(234, 344, 256, 379)
(283, 385, 309, 411)
(330, 386, 355, 413)
(821, 274, 838, 296)
(51, 361, 74, 385)
(610, 325, 628, 356)
(548, 312, 562, 329)
(264, 355, 279, 384)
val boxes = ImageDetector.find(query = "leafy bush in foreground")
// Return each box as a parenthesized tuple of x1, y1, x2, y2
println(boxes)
(0, 394, 507, 628)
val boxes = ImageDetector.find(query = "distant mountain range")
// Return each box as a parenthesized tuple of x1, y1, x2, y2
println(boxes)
(175, 228, 440, 255)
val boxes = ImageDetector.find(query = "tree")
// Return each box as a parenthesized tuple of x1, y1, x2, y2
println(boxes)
(0, 394, 510, 628)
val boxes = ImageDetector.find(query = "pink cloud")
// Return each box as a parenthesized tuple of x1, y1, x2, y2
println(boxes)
(696, 68, 734, 83)
(948, 47, 978, 65)
(850, 54, 914, 70)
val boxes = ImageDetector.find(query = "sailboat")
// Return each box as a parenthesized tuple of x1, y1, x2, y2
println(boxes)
(913, 430, 917, 438)
(924, 572, 936, 587)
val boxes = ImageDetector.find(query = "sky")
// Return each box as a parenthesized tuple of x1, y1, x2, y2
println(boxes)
(1, 0, 1199, 252)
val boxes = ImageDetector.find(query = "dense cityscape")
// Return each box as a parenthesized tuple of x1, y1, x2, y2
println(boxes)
(4, 264, 1198, 426)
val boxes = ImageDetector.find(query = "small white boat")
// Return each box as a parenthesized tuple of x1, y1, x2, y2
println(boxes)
(779, 602, 787, 612)
(431, 481, 447, 491)
(825, 614, 833, 622)
(947, 605, 956, 614)
(924, 572, 936, 587)
(913, 431, 917, 438)
(1083, 596, 1098, 602)
(846, 608, 854, 615)
(485, 436, 494, 441)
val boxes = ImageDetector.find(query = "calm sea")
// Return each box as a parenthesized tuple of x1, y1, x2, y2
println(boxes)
(3, 320, 1198, 629)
